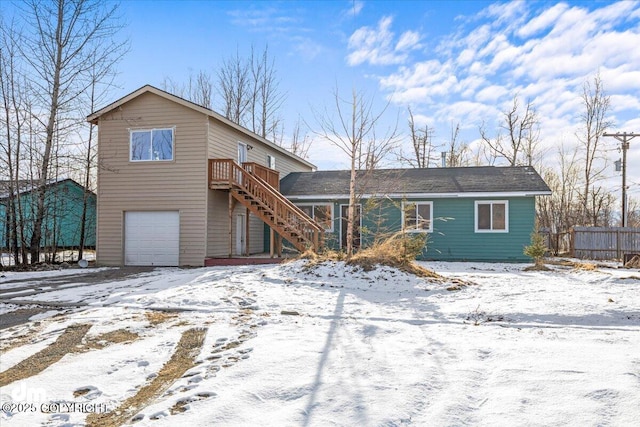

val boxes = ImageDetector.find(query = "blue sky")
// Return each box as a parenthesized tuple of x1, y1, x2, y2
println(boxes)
(3, 1, 639, 196)
(114, 0, 640, 196)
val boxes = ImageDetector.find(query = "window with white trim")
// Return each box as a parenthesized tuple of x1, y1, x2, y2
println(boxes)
(130, 128, 174, 161)
(475, 201, 508, 232)
(267, 154, 276, 169)
(298, 203, 333, 232)
(402, 201, 433, 232)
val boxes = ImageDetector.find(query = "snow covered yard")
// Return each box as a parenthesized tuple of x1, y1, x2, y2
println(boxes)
(1, 260, 639, 426)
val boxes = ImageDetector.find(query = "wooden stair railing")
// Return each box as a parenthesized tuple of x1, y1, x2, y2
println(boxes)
(209, 159, 323, 253)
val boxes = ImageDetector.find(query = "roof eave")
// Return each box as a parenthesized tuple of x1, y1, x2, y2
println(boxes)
(283, 190, 552, 200)
(86, 85, 316, 170)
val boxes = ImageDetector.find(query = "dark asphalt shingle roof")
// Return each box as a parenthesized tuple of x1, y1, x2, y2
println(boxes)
(280, 166, 551, 197)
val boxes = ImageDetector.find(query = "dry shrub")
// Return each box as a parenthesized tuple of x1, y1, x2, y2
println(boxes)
(625, 255, 640, 269)
(546, 259, 598, 270)
(347, 232, 441, 278)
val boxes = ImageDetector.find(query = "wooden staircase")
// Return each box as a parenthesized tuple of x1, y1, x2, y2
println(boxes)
(209, 159, 323, 253)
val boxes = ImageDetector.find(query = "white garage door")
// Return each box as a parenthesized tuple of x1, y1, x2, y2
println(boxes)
(124, 211, 179, 266)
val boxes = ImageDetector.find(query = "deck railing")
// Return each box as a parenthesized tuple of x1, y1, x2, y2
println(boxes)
(208, 159, 323, 252)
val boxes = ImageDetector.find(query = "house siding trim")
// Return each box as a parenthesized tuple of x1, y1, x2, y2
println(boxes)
(286, 191, 550, 200)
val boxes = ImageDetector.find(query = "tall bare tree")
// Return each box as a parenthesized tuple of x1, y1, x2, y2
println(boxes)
(0, 15, 42, 265)
(536, 143, 582, 253)
(249, 45, 285, 140)
(312, 87, 398, 255)
(400, 107, 434, 168)
(11, 0, 126, 264)
(288, 117, 312, 159)
(577, 73, 613, 225)
(480, 95, 539, 166)
(444, 121, 471, 167)
(162, 70, 214, 109)
(217, 49, 251, 126)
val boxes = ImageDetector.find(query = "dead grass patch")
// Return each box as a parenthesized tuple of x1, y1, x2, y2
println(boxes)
(79, 329, 140, 351)
(524, 264, 552, 272)
(85, 327, 207, 427)
(624, 255, 640, 269)
(546, 259, 599, 271)
(0, 323, 91, 387)
(145, 310, 179, 326)
(301, 234, 443, 280)
(0, 321, 47, 353)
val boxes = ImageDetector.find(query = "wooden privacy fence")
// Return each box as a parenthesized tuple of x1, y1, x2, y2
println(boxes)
(571, 227, 640, 260)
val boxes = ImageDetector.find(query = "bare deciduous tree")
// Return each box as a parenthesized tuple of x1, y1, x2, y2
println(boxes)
(400, 107, 434, 168)
(217, 49, 251, 125)
(444, 121, 470, 167)
(480, 95, 539, 166)
(536, 143, 582, 253)
(312, 87, 398, 255)
(6, 0, 126, 264)
(162, 70, 214, 109)
(577, 72, 613, 226)
(288, 118, 312, 159)
(249, 45, 285, 140)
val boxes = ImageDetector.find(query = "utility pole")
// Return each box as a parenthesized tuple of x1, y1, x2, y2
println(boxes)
(604, 132, 638, 227)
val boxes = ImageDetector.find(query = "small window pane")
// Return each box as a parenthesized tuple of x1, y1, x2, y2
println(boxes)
(300, 205, 313, 218)
(417, 204, 431, 230)
(314, 205, 331, 230)
(153, 129, 173, 160)
(131, 131, 151, 161)
(404, 204, 417, 229)
(493, 203, 506, 230)
(478, 204, 491, 230)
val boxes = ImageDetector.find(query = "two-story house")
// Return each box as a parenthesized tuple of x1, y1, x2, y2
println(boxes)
(88, 85, 322, 266)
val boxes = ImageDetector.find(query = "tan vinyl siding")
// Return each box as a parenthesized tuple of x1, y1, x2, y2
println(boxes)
(97, 92, 208, 266)
(205, 117, 313, 256)
(206, 117, 312, 177)
(206, 190, 231, 257)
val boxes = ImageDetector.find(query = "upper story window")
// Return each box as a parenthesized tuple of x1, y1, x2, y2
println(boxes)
(402, 201, 433, 232)
(298, 203, 333, 232)
(130, 128, 174, 161)
(475, 200, 508, 232)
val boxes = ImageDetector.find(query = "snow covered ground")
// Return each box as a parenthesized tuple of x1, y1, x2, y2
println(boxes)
(1, 259, 639, 426)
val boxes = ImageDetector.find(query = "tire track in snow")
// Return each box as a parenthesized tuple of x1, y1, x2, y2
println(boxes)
(86, 327, 207, 427)
(0, 323, 91, 387)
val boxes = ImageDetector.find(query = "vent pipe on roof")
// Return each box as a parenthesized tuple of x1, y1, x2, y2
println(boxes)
(441, 152, 447, 168)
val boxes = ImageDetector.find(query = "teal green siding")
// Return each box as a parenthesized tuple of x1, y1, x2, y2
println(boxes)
(427, 197, 535, 262)
(0, 180, 96, 249)
(279, 196, 536, 262)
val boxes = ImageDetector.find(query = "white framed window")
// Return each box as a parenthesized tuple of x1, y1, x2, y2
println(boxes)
(297, 203, 333, 232)
(475, 200, 508, 232)
(402, 201, 433, 232)
(130, 128, 174, 161)
(267, 154, 276, 169)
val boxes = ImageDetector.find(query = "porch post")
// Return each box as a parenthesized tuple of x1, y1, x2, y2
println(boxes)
(270, 228, 275, 258)
(245, 207, 250, 256)
(228, 192, 233, 257)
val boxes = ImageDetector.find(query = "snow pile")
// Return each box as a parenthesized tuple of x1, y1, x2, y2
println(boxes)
(1, 260, 639, 426)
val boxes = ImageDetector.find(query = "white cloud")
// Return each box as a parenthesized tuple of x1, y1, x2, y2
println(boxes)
(517, 2, 568, 37)
(356, 0, 639, 177)
(347, 16, 421, 66)
(228, 7, 301, 32)
(476, 85, 509, 103)
(289, 36, 326, 61)
(395, 30, 422, 51)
